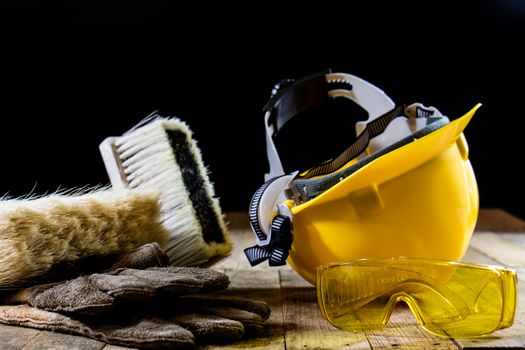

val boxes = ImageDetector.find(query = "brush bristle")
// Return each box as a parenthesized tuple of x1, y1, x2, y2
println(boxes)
(0, 189, 169, 289)
(101, 114, 231, 267)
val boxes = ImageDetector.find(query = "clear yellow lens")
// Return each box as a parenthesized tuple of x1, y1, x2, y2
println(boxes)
(316, 258, 517, 338)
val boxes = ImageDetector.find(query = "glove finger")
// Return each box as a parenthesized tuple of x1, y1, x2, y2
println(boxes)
(170, 313, 244, 343)
(183, 295, 271, 321)
(29, 276, 115, 315)
(1, 282, 60, 305)
(92, 317, 195, 349)
(89, 273, 157, 301)
(191, 306, 264, 335)
(111, 268, 205, 296)
(147, 267, 230, 293)
(23, 267, 230, 316)
(112, 267, 229, 296)
(0, 305, 195, 350)
(108, 242, 169, 270)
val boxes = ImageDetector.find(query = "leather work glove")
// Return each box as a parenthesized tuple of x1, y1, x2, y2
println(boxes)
(0, 243, 271, 349)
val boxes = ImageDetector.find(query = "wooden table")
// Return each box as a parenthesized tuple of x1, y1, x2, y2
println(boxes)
(1, 209, 524, 350)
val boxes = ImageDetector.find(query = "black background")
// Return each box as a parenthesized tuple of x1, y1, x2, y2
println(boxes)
(1, 1, 524, 218)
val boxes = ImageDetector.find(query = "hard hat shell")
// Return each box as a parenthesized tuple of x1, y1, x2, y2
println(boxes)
(287, 104, 480, 284)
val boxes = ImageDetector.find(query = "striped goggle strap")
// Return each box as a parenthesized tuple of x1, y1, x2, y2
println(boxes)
(300, 104, 434, 179)
(244, 175, 293, 267)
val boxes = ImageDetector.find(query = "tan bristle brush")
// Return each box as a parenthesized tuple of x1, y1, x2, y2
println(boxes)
(99, 113, 232, 267)
(0, 188, 169, 289)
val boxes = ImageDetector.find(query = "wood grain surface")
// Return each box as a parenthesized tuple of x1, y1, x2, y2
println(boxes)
(0, 208, 523, 349)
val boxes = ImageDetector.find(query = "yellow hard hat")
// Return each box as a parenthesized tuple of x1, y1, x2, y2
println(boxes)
(244, 71, 480, 285)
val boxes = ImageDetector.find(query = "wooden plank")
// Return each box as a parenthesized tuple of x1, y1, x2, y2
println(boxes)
(213, 227, 290, 271)
(475, 209, 525, 232)
(365, 305, 458, 349)
(469, 232, 525, 267)
(204, 269, 284, 350)
(22, 331, 104, 350)
(0, 324, 39, 350)
(496, 233, 525, 249)
(223, 268, 282, 290)
(280, 269, 371, 350)
(462, 246, 504, 266)
(457, 246, 525, 349)
(216, 212, 264, 270)
(457, 310, 525, 349)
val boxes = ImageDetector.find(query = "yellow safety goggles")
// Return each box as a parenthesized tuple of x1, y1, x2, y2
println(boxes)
(316, 257, 517, 338)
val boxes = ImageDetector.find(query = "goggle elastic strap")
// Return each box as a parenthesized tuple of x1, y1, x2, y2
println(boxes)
(293, 113, 448, 202)
(244, 212, 292, 266)
(300, 104, 436, 179)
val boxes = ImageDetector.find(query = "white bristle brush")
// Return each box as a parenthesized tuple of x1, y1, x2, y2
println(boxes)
(99, 113, 232, 267)
(0, 188, 169, 289)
